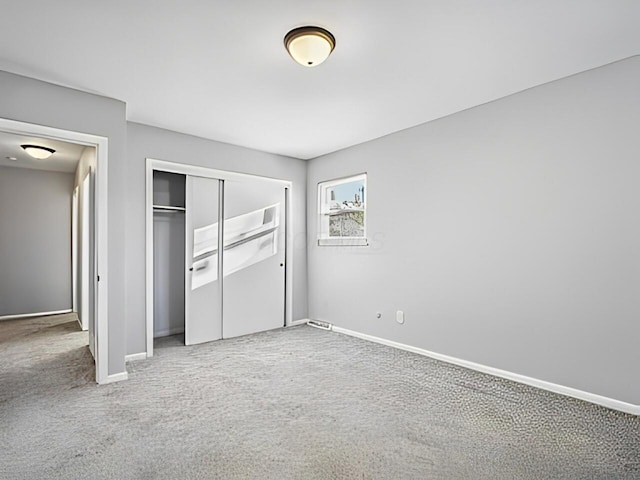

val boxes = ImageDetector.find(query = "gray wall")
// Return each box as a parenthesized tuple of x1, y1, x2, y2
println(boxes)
(307, 56, 640, 406)
(125, 122, 308, 355)
(0, 166, 74, 316)
(0, 70, 127, 376)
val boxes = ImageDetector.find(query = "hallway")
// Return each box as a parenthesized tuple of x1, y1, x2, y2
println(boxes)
(0, 313, 93, 395)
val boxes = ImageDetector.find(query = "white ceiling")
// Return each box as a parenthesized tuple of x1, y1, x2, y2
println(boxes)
(0, 131, 85, 173)
(0, 1, 638, 160)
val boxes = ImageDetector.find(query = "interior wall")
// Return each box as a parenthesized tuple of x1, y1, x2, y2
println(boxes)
(0, 166, 74, 316)
(124, 122, 308, 355)
(307, 56, 640, 406)
(153, 212, 185, 337)
(0, 70, 128, 376)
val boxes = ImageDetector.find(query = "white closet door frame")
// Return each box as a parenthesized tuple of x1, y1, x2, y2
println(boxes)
(145, 158, 294, 358)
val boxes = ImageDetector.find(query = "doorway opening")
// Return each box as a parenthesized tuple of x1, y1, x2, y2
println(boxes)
(0, 118, 109, 383)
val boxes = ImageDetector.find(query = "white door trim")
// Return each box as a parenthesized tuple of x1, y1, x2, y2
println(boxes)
(0, 118, 110, 385)
(145, 158, 294, 357)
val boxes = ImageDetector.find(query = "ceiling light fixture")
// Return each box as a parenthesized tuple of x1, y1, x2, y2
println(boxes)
(284, 26, 335, 67)
(21, 144, 56, 159)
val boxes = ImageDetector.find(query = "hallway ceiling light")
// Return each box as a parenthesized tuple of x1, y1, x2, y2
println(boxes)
(21, 144, 56, 159)
(284, 26, 335, 67)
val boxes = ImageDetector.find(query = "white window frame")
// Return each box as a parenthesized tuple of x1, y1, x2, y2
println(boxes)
(317, 173, 368, 246)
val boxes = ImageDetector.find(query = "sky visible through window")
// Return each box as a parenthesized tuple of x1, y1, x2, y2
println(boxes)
(331, 180, 364, 204)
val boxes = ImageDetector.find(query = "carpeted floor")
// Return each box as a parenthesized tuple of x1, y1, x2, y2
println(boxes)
(0, 313, 639, 479)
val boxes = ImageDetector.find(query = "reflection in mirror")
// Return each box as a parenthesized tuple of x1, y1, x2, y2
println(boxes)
(191, 203, 280, 290)
(224, 203, 279, 277)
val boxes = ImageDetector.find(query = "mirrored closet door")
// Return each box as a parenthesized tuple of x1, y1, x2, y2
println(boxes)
(152, 167, 286, 350)
(222, 177, 286, 338)
(185, 175, 222, 345)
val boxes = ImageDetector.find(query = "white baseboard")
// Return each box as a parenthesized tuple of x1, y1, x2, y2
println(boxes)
(330, 325, 640, 416)
(98, 371, 128, 385)
(0, 309, 73, 321)
(288, 318, 310, 327)
(125, 352, 147, 362)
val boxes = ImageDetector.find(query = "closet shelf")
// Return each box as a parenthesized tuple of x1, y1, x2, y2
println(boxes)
(153, 205, 186, 212)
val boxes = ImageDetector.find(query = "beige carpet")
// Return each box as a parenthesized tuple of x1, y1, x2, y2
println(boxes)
(1, 313, 639, 479)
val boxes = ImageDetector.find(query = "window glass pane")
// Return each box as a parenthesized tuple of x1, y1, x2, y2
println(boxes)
(318, 175, 367, 245)
(329, 209, 364, 237)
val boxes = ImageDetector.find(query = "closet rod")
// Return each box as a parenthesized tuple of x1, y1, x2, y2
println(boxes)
(153, 205, 185, 212)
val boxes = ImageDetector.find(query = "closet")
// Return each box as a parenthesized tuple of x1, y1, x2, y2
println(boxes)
(150, 165, 287, 352)
(153, 171, 186, 341)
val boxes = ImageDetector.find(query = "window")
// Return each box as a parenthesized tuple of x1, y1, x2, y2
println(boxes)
(318, 173, 367, 246)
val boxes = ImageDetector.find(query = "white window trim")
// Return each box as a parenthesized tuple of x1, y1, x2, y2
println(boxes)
(317, 173, 368, 246)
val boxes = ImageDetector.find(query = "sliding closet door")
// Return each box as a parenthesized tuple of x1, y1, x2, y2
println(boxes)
(222, 179, 286, 338)
(185, 176, 222, 345)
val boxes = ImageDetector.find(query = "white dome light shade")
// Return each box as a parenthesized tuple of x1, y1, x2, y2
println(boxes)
(284, 26, 335, 67)
(21, 144, 56, 159)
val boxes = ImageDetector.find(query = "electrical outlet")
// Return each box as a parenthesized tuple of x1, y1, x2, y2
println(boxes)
(396, 310, 404, 324)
